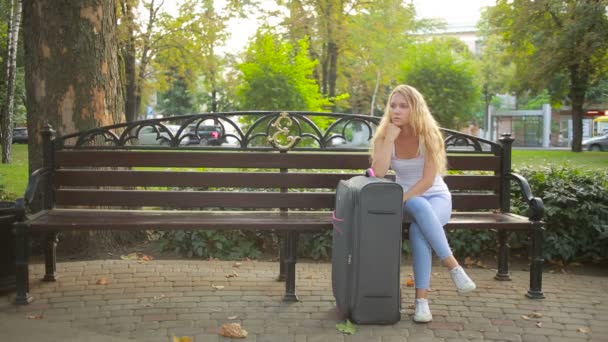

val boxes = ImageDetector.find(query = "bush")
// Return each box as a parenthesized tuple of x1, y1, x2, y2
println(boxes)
(510, 166, 608, 263)
(159, 230, 270, 260)
(158, 167, 608, 263)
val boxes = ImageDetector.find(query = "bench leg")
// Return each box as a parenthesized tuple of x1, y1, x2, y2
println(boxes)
(277, 232, 287, 281)
(43, 232, 58, 282)
(283, 231, 299, 302)
(14, 222, 33, 305)
(495, 230, 511, 281)
(526, 223, 545, 299)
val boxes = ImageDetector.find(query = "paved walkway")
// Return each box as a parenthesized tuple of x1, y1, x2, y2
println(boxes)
(0, 260, 606, 342)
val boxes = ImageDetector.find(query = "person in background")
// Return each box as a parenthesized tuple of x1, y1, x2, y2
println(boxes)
(370, 84, 476, 323)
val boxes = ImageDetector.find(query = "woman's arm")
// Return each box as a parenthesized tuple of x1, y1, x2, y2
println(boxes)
(402, 155, 437, 202)
(371, 124, 401, 177)
(371, 137, 393, 177)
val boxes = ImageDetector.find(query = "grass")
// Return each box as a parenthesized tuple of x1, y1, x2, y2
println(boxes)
(0, 144, 28, 200)
(0, 144, 606, 200)
(512, 150, 608, 170)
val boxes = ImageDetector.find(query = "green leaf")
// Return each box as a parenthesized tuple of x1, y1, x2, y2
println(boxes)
(336, 320, 357, 335)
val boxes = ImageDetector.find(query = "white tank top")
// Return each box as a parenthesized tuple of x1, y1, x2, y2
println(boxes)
(390, 144, 449, 196)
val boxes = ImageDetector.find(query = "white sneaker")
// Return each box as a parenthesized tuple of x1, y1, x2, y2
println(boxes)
(450, 265, 476, 293)
(413, 298, 433, 323)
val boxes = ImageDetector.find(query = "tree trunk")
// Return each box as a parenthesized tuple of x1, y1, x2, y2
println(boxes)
(569, 62, 589, 153)
(122, 0, 138, 122)
(23, 1, 136, 252)
(328, 41, 338, 100)
(23, 0, 125, 172)
(370, 70, 381, 116)
(1, 0, 22, 164)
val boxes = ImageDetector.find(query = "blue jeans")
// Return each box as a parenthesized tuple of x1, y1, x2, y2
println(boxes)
(403, 193, 452, 289)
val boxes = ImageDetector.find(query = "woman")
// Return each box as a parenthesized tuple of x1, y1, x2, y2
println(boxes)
(370, 85, 476, 323)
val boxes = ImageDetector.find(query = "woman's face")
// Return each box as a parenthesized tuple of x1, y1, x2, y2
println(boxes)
(389, 92, 411, 127)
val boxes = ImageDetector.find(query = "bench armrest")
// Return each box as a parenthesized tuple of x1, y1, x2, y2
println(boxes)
(507, 172, 544, 221)
(16, 167, 52, 214)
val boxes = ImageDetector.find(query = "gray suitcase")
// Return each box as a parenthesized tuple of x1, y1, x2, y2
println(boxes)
(331, 175, 403, 325)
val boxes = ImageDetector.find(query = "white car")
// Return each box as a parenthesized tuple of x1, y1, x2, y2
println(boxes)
(137, 125, 189, 146)
(582, 134, 608, 152)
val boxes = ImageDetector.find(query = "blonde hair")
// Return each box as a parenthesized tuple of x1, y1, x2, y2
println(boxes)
(370, 84, 447, 175)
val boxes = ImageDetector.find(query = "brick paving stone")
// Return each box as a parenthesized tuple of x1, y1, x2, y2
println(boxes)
(521, 335, 550, 342)
(2, 261, 607, 342)
(483, 332, 522, 341)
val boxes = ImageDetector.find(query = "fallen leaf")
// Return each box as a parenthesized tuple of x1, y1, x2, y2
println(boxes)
(25, 314, 43, 320)
(227, 315, 238, 320)
(577, 327, 590, 334)
(548, 259, 564, 267)
(530, 312, 543, 318)
(536, 322, 542, 328)
(432, 273, 439, 276)
(96, 277, 109, 285)
(172, 337, 193, 342)
(336, 320, 357, 334)
(120, 252, 153, 262)
(407, 304, 415, 309)
(233, 262, 242, 267)
(464, 257, 476, 267)
(475, 260, 488, 269)
(144, 304, 153, 308)
(225, 271, 238, 278)
(120, 252, 139, 260)
(212, 285, 225, 290)
(153, 294, 166, 300)
(406, 278, 415, 287)
(521, 315, 530, 320)
(219, 323, 248, 338)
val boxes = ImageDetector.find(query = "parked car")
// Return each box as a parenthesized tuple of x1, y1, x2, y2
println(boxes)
(186, 125, 226, 146)
(12, 127, 28, 144)
(137, 125, 189, 146)
(582, 134, 608, 152)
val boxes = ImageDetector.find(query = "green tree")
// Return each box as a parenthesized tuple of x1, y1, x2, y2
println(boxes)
(118, 0, 243, 120)
(477, 8, 517, 129)
(488, 0, 608, 152)
(156, 70, 197, 115)
(237, 31, 329, 111)
(0, 0, 22, 163)
(343, 0, 417, 115)
(401, 38, 480, 129)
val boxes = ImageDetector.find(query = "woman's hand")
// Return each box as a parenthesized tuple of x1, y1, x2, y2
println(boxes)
(386, 123, 401, 142)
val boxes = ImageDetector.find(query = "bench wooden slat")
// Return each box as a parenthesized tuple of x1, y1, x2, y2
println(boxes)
(54, 170, 362, 188)
(55, 151, 371, 169)
(444, 175, 500, 191)
(55, 190, 336, 209)
(446, 155, 500, 171)
(55, 150, 500, 171)
(54, 170, 501, 192)
(54, 189, 500, 210)
(28, 209, 531, 232)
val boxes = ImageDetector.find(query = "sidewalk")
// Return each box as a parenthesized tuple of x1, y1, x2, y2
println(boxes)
(1, 260, 606, 342)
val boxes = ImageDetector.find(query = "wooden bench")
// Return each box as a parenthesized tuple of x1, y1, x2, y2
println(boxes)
(13, 111, 546, 305)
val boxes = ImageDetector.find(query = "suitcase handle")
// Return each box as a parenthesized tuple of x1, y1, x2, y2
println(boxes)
(365, 167, 375, 177)
(331, 210, 344, 222)
(331, 211, 344, 234)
